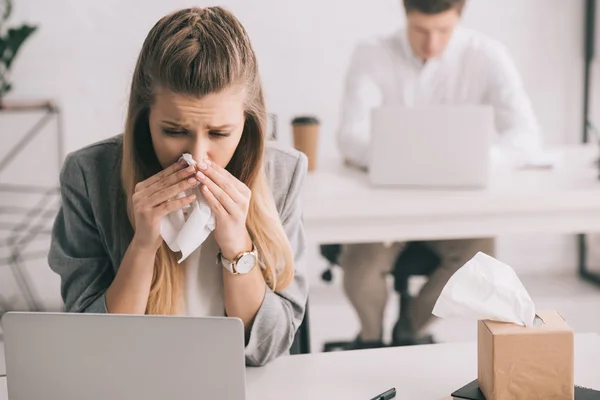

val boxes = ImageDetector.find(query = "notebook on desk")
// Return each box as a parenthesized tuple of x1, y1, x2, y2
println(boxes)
(451, 379, 600, 399)
(2, 312, 247, 400)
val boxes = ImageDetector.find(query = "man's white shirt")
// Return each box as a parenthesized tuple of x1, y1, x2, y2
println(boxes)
(337, 27, 542, 168)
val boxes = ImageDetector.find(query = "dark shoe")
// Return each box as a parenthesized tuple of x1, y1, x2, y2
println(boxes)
(392, 333, 435, 346)
(392, 318, 435, 347)
(322, 336, 385, 352)
(347, 336, 385, 350)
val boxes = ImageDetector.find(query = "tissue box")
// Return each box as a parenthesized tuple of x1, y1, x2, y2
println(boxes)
(477, 310, 574, 400)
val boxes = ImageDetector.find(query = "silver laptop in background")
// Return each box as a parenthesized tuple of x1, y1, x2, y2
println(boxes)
(369, 105, 495, 188)
(2, 312, 246, 400)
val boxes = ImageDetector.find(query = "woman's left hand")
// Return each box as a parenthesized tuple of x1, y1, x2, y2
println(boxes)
(195, 159, 253, 260)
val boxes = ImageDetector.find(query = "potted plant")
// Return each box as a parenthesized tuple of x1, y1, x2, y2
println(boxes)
(0, 0, 37, 109)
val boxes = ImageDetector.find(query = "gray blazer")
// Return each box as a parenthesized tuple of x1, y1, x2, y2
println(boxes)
(48, 135, 309, 367)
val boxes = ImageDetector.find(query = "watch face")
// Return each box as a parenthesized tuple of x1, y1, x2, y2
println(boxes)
(235, 253, 257, 274)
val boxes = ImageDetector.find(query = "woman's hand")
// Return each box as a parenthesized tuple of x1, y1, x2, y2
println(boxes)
(195, 159, 253, 260)
(131, 160, 200, 252)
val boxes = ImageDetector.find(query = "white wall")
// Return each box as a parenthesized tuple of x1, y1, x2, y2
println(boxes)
(0, 0, 594, 309)
(586, 4, 600, 270)
(6, 0, 587, 152)
(593, 2, 600, 133)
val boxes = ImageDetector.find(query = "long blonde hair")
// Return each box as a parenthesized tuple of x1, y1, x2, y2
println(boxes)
(121, 7, 294, 315)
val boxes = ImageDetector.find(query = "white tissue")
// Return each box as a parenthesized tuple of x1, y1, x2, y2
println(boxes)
(180, 153, 197, 167)
(160, 153, 216, 263)
(432, 252, 536, 327)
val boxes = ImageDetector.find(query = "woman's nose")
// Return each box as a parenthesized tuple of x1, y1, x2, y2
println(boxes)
(190, 152, 207, 163)
(189, 142, 209, 163)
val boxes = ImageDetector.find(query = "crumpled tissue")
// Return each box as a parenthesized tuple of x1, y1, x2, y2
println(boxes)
(160, 153, 216, 263)
(432, 252, 536, 327)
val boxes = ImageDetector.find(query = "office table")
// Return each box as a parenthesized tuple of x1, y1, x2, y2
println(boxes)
(1, 334, 598, 400)
(302, 146, 600, 245)
(245, 333, 600, 400)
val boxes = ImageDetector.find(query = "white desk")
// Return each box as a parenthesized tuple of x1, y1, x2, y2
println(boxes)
(245, 333, 600, 400)
(303, 146, 600, 244)
(1, 334, 598, 400)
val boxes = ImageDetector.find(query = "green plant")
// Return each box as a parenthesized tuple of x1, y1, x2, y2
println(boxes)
(0, 0, 37, 100)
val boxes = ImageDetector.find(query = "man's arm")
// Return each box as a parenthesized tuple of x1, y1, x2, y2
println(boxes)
(336, 43, 383, 169)
(482, 42, 542, 159)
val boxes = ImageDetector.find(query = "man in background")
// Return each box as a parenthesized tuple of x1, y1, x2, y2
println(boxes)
(336, 0, 541, 349)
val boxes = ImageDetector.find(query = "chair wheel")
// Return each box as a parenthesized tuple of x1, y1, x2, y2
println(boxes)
(321, 268, 333, 282)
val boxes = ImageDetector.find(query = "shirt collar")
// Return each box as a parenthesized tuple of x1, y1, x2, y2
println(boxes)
(397, 28, 425, 69)
(397, 26, 463, 70)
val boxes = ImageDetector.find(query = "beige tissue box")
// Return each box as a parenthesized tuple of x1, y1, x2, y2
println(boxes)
(477, 310, 574, 400)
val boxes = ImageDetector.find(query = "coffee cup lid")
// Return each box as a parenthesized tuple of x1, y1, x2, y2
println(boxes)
(292, 116, 320, 125)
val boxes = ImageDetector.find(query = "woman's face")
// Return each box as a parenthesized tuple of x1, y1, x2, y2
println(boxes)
(148, 85, 246, 169)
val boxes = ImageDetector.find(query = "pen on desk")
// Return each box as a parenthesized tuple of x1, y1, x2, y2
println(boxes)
(370, 387, 396, 400)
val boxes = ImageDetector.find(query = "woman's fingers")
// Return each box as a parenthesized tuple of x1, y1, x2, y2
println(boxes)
(158, 192, 197, 216)
(148, 175, 200, 207)
(196, 160, 248, 204)
(198, 174, 238, 216)
(137, 160, 187, 190)
(202, 159, 250, 196)
(201, 184, 228, 216)
(147, 164, 197, 194)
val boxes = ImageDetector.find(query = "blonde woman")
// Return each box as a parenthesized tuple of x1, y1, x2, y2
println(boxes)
(48, 7, 308, 367)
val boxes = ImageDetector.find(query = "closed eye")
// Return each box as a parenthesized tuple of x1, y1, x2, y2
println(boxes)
(162, 128, 188, 137)
(162, 128, 231, 138)
(209, 131, 231, 138)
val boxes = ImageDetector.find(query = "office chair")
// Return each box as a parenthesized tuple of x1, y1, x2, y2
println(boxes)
(320, 242, 441, 352)
(290, 300, 311, 355)
(320, 244, 342, 283)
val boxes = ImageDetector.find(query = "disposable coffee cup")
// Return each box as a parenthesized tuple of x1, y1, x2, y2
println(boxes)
(291, 116, 319, 171)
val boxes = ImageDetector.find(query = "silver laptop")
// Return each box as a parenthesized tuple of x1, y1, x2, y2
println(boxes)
(369, 105, 494, 188)
(2, 312, 246, 400)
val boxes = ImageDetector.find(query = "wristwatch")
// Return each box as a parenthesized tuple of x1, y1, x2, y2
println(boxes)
(217, 246, 258, 275)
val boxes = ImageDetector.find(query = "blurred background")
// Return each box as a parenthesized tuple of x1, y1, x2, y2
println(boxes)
(1, 0, 599, 350)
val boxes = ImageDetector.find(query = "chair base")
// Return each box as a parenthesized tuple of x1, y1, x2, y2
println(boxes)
(391, 333, 435, 347)
(322, 333, 435, 352)
(323, 336, 385, 352)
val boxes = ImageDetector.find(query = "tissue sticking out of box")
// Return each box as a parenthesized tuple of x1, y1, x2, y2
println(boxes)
(432, 252, 536, 327)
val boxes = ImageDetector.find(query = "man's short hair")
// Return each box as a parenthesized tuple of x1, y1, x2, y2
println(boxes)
(403, 0, 466, 14)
